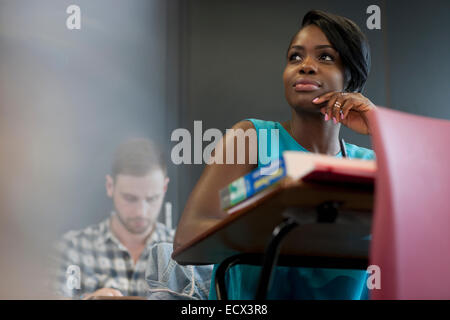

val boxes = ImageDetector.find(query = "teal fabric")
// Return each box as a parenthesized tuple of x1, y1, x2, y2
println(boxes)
(209, 119, 375, 300)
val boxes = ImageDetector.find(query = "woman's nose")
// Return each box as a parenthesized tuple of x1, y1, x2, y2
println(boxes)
(299, 56, 318, 74)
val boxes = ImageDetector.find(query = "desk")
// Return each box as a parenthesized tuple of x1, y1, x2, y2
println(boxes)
(172, 179, 373, 299)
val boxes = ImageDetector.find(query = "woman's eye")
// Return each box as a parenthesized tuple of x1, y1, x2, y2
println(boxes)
(320, 53, 334, 61)
(289, 53, 302, 62)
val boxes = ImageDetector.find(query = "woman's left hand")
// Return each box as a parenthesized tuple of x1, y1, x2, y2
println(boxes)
(312, 91, 376, 135)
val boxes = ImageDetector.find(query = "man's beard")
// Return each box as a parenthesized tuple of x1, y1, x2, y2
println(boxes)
(116, 214, 152, 235)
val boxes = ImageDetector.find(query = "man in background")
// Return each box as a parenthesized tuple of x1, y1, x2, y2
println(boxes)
(54, 138, 173, 299)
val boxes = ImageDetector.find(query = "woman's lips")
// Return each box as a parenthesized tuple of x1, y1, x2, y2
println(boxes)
(293, 79, 321, 92)
(294, 83, 320, 92)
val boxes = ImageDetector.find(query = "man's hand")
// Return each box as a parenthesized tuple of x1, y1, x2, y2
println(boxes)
(82, 288, 123, 300)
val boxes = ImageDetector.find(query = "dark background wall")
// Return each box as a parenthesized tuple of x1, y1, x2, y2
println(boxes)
(0, 0, 449, 242)
(384, 0, 450, 117)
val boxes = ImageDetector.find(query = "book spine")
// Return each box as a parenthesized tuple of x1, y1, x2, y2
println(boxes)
(219, 158, 286, 210)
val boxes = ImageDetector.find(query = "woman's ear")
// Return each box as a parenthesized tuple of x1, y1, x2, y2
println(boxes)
(105, 175, 114, 198)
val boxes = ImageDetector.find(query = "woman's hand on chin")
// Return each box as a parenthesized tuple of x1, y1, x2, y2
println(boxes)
(312, 91, 376, 135)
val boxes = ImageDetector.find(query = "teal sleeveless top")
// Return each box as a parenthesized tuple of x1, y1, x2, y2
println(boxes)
(208, 119, 375, 300)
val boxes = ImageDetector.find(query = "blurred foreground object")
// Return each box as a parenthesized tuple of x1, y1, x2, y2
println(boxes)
(369, 107, 450, 299)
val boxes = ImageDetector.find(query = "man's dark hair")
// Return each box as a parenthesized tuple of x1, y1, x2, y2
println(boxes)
(111, 138, 167, 180)
(298, 10, 371, 93)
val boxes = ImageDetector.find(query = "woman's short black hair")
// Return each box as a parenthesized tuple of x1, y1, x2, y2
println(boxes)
(299, 10, 371, 93)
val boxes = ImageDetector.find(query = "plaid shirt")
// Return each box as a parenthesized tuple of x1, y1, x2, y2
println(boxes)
(54, 214, 174, 299)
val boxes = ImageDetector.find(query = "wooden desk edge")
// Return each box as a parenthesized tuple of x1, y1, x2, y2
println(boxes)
(171, 179, 373, 263)
(171, 185, 284, 262)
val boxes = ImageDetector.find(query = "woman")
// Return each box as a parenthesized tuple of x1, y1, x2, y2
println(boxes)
(174, 10, 376, 299)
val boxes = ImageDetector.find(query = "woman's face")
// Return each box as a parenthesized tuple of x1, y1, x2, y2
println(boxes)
(283, 24, 345, 112)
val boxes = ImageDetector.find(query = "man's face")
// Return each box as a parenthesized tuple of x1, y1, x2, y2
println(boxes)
(106, 170, 169, 235)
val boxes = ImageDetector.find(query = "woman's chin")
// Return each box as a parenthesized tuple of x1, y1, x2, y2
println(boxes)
(290, 100, 322, 114)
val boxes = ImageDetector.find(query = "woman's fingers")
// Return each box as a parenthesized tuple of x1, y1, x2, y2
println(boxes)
(332, 98, 345, 123)
(314, 91, 345, 123)
(314, 92, 363, 124)
(339, 99, 352, 121)
(319, 93, 344, 124)
(312, 91, 335, 105)
(313, 91, 375, 134)
(327, 95, 340, 123)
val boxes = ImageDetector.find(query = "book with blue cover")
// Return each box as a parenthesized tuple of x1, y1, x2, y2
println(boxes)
(219, 151, 376, 210)
(219, 158, 287, 210)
